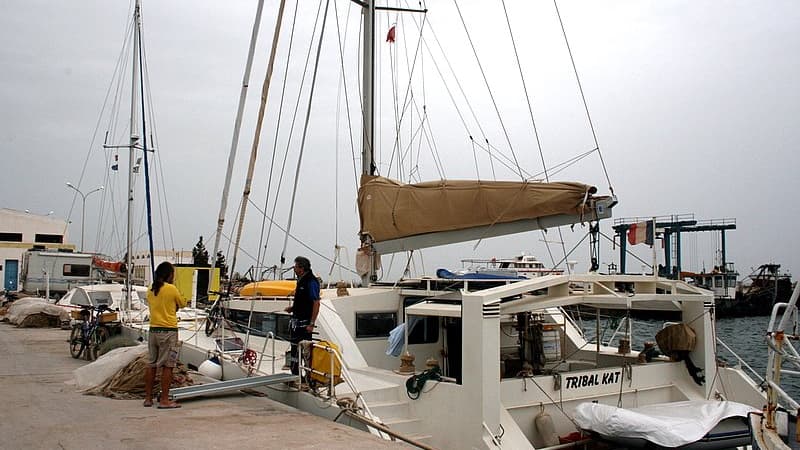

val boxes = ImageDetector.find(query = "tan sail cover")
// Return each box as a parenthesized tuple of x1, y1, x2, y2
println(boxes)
(358, 176, 597, 243)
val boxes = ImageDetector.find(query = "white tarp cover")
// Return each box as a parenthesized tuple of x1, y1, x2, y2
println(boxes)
(574, 400, 757, 447)
(3, 297, 70, 325)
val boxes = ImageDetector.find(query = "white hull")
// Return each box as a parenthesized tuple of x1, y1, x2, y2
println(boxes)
(128, 273, 766, 449)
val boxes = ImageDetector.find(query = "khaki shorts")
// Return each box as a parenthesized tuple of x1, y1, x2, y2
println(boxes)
(147, 330, 180, 368)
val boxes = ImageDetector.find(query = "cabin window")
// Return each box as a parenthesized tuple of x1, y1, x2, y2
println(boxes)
(715, 276, 723, 288)
(35, 234, 63, 244)
(408, 315, 439, 344)
(63, 264, 90, 277)
(403, 297, 440, 344)
(69, 289, 91, 306)
(355, 312, 397, 338)
(225, 310, 291, 340)
(87, 291, 113, 306)
(0, 232, 22, 242)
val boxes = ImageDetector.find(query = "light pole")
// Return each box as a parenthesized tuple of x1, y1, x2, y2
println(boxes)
(66, 182, 104, 252)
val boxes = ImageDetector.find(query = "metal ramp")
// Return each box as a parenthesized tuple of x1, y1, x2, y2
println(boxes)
(170, 373, 297, 401)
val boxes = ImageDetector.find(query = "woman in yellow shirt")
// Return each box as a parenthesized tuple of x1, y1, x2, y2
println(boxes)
(143, 261, 188, 408)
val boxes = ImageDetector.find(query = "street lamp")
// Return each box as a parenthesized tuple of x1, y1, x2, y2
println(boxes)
(66, 182, 104, 252)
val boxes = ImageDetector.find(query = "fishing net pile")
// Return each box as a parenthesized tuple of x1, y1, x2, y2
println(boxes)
(0, 297, 69, 328)
(75, 344, 196, 399)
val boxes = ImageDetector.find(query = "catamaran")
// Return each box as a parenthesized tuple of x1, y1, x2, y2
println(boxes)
(118, 1, 768, 448)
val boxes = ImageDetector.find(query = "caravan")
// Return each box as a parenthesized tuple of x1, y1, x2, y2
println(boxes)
(21, 249, 96, 295)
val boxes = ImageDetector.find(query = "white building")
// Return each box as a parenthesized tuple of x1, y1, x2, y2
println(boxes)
(0, 208, 73, 291)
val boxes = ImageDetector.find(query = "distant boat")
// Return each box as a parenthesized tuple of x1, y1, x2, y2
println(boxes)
(684, 263, 795, 317)
(459, 254, 564, 279)
(732, 263, 794, 316)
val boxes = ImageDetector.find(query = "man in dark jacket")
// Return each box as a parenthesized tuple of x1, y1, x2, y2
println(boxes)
(284, 256, 320, 376)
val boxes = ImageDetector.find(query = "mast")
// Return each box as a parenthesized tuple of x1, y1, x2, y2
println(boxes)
(208, 0, 266, 301)
(361, 0, 375, 177)
(126, 0, 142, 314)
(360, 0, 377, 286)
(355, 1, 426, 285)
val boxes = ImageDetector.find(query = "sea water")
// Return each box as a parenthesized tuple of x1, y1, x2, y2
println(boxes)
(577, 315, 800, 400)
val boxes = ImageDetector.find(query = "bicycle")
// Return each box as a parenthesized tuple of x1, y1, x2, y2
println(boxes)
(69, 304, 113, 361)
(204, 290, 228, 337)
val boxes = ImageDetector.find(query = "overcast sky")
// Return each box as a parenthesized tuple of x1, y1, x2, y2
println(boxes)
(1, 0, 798, 282)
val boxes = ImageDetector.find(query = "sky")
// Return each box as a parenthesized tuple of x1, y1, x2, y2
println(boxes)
(1, 0, 798, 283)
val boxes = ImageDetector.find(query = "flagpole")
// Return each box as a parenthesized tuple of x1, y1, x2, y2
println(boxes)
(652, 217, 658, 279)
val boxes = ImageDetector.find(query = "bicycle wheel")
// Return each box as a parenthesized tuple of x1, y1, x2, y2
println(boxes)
(205, 308, 220, 337)
(69, 326, 84, 359)
(87, 326, 110, 361)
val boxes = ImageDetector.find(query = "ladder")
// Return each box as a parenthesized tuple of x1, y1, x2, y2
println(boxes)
(169, 373, 297, 401)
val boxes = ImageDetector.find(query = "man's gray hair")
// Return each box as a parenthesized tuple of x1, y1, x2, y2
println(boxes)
(294, 256, 311, 271)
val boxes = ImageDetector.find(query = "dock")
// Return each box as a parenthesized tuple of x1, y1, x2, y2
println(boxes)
(0, 323, 405, 449)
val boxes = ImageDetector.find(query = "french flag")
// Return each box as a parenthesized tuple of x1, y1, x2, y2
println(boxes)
(627, 221, 654, 246)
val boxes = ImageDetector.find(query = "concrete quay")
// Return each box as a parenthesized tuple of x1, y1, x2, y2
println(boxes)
(0, 323, 405, 449)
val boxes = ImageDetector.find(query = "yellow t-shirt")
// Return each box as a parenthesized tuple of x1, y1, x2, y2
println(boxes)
(147, 283, 188, 329)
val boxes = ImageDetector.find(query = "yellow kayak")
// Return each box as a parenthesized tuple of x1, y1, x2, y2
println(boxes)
(239, 280, 296, 297)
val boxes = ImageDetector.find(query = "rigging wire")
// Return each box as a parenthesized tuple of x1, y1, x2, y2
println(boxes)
(210, 0, 267, 279)
(452, 0, 523, 180)
(279, 0, 332, 271)
(418, 12, 490, 177)
(137, 16, 156, 278)
(331, 0, 361, 189)
(256, 0, 298, 273)
(262, 0, 324, 271)
(329, 0, 358, 279)
(77, 11, 135, 258)
(247, 198, 358, 276)
(386, 13, 402, 179)
(498, 0, 568, 269)
(139, 31, 176, 257)
(553, 0, 614, 196)
(383, 10, 428, 182)
(227, 0, 289, 281)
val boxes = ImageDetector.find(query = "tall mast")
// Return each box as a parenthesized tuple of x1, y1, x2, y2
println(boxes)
(361, 0, 375, 177)
(208, 0, 266, 300)
(360, 0, 377, 286)
(126, 0, 142, 314)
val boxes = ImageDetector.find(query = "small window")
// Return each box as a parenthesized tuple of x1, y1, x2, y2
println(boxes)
(714, 276, 723, 288)
(0, 232, 22, 242)
(355, 312, 397, 338)
(35, 234, 63, 243)
(63, 264, 90, 277)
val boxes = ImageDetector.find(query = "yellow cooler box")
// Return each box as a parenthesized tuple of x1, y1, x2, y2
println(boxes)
(310, 340, 342, 386)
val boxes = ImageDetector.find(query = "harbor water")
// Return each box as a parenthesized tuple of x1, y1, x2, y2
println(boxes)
(576, 315, 799, 400)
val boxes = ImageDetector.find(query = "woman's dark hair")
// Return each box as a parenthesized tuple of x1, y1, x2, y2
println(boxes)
(152, 261, 175, 296)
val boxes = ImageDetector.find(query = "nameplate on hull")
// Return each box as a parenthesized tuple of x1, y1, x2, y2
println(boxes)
(564, 370, 621, 389)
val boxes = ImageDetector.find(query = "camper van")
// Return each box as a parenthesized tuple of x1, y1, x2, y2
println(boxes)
(21, 249, 96, 295)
